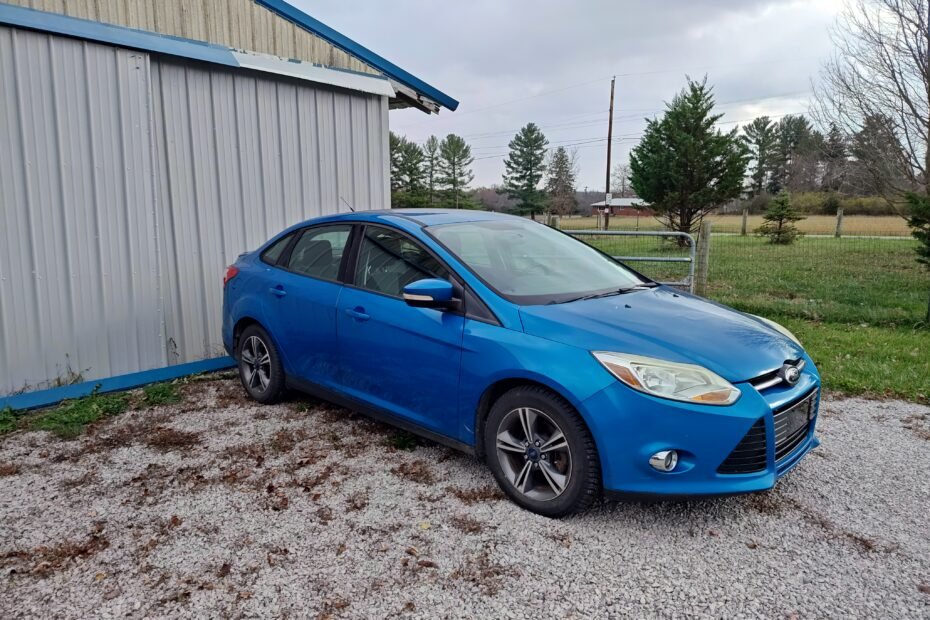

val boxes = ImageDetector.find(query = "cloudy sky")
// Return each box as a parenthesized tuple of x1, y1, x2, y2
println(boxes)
(294, 0, 844, 192)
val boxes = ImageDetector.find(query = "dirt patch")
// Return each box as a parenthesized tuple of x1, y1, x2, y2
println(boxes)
(1, 523, 109, 577)
(269, 428, 310, 454)
(391, 460, 437, 485)
(450, 514, 488, 534)
(445, 485, 504, 505)
(0, 461, 20, 476)
(449, 549, 519, 596)
(903, 413, 930, 441)
(145, 427, 201, 452)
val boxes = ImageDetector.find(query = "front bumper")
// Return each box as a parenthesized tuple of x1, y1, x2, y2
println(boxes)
(580, 363, 821, 498)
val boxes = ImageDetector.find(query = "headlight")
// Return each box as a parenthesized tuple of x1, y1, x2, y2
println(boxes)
(752, 315, 802, 346)
(592, 352, 741, 406)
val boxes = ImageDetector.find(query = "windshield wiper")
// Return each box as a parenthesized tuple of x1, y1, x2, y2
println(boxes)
(550, 284, 654, 305)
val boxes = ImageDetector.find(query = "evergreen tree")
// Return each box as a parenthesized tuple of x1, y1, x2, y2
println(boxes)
(389, 132, 427, 208)
(502, 123, 549, 218)
(629, 77, 748, 237)
(755, 191, 805, 244)
(437, 134, 475, 209)
(423, 135, 440, 206)
(742, 116, 777, 197)
(768, 115, 815, 193)
(545, 147, 577, 216)
(389, 132, 404, 193)
(905, 192, 930, 322)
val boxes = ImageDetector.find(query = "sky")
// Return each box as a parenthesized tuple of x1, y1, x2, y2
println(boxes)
(293, 0, 845, 192)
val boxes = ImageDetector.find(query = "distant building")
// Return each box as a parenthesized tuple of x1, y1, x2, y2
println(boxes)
(589, 197, 654, 216)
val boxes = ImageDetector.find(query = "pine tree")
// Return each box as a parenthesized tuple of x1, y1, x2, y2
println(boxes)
(423, 135, 440, 206)
(768, 115, 815, 193)
(388, 132, 427, 208)
(545, 147, 577, 216)
(629, 77, 748, 237)
(742, 116, 776, 198)
(502, 123, 549, 218)
(437, 134, 474, 209)
(905, 192, 930, 322)
(755, 191, 805, 244)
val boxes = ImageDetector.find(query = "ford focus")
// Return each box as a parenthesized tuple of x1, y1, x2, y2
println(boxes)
(222, 209, 820, 517)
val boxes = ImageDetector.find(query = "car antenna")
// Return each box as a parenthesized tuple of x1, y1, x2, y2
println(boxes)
(339, 196, 356, 213)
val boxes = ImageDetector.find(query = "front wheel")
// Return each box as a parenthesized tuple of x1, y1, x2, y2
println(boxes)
(484, 386, 601, 517)
(237, 325, 285, 404)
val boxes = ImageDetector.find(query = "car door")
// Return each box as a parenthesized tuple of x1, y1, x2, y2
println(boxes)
(262, 224, 353, 388)
(336, 224, 465, 437)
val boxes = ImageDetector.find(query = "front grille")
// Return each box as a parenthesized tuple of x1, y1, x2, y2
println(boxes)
(718, 389, 819, 475)
(717, 417, 767, 474)
(773, 389, 817, 462)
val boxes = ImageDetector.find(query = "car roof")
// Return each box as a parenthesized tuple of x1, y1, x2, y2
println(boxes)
(311, 208, 521, 228)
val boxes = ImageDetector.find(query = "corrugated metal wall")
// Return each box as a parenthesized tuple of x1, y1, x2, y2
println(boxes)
(5, 0, 377, 75)
(0, 26, 389, 396)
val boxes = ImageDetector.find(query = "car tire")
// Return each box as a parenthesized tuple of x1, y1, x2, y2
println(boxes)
(237, 324, 286, 404)
(484, 385, 601, 517)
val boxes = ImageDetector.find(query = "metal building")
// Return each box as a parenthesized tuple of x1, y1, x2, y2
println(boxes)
(0, 2, 458, 409)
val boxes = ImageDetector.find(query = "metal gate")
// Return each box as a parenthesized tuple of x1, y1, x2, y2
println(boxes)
(564, 230, 696, 292)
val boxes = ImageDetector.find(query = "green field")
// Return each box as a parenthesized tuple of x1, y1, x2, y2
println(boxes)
(585, 233, 930, 402)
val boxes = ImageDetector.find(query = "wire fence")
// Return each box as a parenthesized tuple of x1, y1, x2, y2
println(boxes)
(551, 212, 928, 327)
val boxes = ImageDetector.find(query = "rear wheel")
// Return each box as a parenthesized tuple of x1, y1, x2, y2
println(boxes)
(484, 386, 601, 517)
(237, 325, 285, 404)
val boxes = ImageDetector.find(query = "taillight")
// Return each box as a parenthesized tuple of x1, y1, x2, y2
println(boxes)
(224, 265, 240, 287)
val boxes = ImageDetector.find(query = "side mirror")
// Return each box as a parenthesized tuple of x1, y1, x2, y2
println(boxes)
(403, 278, 455, 309)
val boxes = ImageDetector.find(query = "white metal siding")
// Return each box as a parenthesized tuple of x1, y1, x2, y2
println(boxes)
(0, 27, 389, 396)
(5, 0, 378, 75)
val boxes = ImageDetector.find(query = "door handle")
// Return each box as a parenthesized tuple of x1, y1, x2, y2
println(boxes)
(269, 286, 287, 297)
(344, 307, 370, 321)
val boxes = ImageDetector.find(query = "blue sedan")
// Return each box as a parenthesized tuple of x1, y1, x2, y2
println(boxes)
(222, 209, 820, 517)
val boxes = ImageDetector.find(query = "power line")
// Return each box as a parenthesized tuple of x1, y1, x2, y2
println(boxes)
(469, 112, 805, 162)
(459, 90, 812, 142)
(394, 57, 820, 130)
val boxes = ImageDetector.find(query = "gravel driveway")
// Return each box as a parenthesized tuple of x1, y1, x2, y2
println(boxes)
(1, 375, 929, 619)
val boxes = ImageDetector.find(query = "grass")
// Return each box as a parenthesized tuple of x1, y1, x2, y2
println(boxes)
(584, 233, 930, 403)
(780, 318, 929, 403)
(590, 235, 927, 327)
(560, 214, 912, 236)
(31, 389, 130, 439)
(0, 407, 15, 435)
(141, 382, 182, 408)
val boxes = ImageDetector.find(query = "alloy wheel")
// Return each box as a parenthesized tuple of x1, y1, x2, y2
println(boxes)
(495, 407, 573, 501)
(240, 335, 272, 393)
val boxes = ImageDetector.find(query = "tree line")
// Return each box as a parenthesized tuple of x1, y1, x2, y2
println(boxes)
(390, 124, 579, 218)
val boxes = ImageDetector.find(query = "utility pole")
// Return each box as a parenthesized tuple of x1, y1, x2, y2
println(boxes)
(604, 76, 615, 231)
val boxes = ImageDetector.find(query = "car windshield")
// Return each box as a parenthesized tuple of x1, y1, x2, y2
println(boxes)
(428, 218, 647, 304)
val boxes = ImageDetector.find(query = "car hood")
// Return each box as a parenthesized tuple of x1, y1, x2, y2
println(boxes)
(518, 287, 803, 383)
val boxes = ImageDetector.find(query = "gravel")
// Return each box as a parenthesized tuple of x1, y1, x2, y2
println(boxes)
(1, 376, 929, 619)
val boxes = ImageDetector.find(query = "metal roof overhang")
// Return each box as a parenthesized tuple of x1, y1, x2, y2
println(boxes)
(256, 0, 458, 113)
(0, 3, 400, 101)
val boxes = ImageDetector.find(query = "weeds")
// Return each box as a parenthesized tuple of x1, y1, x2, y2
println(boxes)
(386, 430, 419, 451)
(0, 407, 16, 435)
(32, 389, 129, 439)
(141, 382, 182, 408)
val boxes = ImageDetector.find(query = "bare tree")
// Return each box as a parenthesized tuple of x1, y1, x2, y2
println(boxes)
(814, 0, 929, 203)
(610, 162, 636, 198)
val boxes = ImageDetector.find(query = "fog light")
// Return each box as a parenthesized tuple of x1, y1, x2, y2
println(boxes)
(649, 450, 678, 472)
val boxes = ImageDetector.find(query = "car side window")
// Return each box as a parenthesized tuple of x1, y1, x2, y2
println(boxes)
(285, 225, 351, 280)
(354, 227, 448, 297)
(261, 232, 295, 266)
